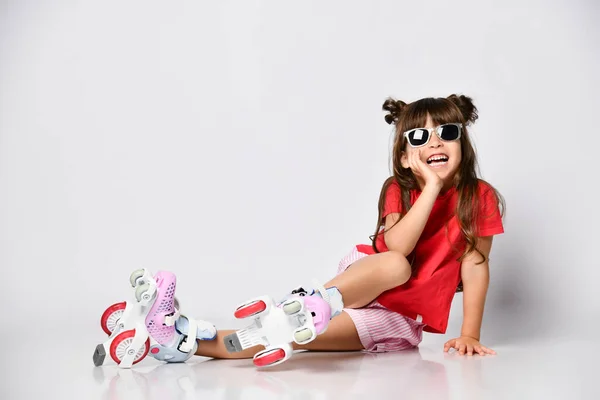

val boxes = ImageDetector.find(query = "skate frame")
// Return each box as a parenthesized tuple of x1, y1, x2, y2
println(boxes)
(94, 270, 158, 368)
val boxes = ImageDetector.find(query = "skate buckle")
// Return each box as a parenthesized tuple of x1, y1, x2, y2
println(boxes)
(178, 317, 199, 353)
(164, 309, 181, 326)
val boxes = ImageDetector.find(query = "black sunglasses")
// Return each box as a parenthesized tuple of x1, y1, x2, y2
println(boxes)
(403, 123, 462, 148)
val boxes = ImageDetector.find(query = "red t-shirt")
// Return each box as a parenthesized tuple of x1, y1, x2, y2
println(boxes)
(355, 180, 504, 334)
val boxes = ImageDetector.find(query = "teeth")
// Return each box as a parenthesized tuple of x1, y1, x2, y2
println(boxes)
(427, 155, 448, 162)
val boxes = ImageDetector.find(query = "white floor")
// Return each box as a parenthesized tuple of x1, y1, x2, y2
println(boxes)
(3, 328, 597, 400)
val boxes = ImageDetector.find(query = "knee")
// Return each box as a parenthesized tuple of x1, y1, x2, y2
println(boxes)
(379, 251, 411, 286)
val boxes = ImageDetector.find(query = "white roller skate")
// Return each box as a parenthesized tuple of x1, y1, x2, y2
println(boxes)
(223, 283, 344, 368)
(93, 269, 216, 368)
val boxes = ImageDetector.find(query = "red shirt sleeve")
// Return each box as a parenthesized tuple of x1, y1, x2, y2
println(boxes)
(382, 180, 403, 218)
(477, 182, 504, 237)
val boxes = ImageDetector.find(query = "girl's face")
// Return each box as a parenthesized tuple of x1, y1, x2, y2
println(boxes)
(401, 114, 462, 189)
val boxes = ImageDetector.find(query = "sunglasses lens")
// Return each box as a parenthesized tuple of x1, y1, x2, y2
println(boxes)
(439, 124, 460, 141)
(407, 129, 429, 147)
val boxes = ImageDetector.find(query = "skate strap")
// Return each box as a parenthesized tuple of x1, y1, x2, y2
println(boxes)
(312, 279, 330, 305)
(164, 309, 181, 326)
(312, 279, 344, 318)
(179, 316, 199, 353)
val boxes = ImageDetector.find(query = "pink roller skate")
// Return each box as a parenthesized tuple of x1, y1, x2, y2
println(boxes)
(93, 269, 216, 368)
(224, 283, 343, 368)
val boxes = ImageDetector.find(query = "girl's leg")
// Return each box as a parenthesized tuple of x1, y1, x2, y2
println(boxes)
(325, 250, 411, 309)
(194, 311, 362, 359)
(194, 250, 411, 359)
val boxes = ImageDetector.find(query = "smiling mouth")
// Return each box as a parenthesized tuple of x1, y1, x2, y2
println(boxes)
(427, 154, 449, 166)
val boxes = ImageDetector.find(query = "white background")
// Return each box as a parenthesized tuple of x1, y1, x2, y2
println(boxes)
(1, 0, 599, 356)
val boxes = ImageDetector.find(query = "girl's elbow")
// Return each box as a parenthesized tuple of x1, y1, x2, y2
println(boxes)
(384, 236, 413, 257)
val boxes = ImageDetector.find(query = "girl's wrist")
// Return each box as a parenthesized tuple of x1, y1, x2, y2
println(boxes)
(423, 182, 443, 194)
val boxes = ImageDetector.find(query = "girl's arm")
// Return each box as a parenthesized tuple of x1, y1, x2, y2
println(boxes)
(383, 183, 442, 256)
(443, 235, 497, 356)
(460, 235, 494, 340)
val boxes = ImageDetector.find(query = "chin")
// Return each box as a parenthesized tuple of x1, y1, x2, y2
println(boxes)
(434, 166, 458, 183)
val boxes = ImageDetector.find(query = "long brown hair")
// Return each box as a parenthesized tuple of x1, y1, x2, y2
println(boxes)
(371, 94, 505, 264)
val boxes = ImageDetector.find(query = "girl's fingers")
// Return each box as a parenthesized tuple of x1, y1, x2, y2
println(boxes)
(467, 345, 474, 356)
(444, 341, 494, 356)
(409, 151, 417, 174)
(414, 150, 422, 171)
(444, 340, 455, 352)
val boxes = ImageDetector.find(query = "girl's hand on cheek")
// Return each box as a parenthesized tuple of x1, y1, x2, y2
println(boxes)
(408, 149, 443, 190)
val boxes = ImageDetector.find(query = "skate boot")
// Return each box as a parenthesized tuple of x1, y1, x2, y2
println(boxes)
(223, 282, 344, 367)
(140, 270, 217, 363)
(93, 269, 216, 368)
(148, 313, 217, 363)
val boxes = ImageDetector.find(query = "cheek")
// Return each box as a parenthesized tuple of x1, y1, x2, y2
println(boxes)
(405, 148, 420, 157)
(451, 145, 462, 165)
(400, 148, 415, 166)
(454, 153, 462, 166)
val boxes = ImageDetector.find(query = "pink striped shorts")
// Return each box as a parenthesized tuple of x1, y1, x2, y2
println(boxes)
(337, 246, 425, 353)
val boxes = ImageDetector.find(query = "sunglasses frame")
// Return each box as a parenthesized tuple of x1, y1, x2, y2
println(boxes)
(403, 123, 463, 148)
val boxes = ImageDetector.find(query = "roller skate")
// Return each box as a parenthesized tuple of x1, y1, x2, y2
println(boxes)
(223, 282, 344, 368)
(93, 269, 216, 368)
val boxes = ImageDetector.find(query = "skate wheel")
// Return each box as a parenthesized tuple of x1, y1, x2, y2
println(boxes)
(100, 302, 127, 335)
(294, 327, 314, 344)
(282, 300, 302, 315)
(253, 348, 286, 367)
(129, 269, 146, 287)
(135, 283, 153, 302)
(234, 300, 267, 319)
(109, 329, 150, 365)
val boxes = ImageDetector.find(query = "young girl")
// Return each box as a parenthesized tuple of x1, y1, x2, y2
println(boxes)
(137, 94, 505, 366)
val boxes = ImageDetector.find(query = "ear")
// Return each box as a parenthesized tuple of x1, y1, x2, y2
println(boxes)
(400, 151, 409, 169)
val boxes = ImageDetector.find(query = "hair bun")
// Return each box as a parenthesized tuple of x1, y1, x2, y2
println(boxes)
(382, 98, 407, 125)
(446, 94, 478, 125)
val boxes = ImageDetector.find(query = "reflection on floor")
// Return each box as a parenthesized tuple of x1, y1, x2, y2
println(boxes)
(3, 329, 598, 400)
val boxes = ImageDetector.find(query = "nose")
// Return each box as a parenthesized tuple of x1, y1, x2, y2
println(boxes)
(428, 131, 442, 148)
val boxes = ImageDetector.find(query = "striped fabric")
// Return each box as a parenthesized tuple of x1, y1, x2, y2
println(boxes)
(337, 246, 425, 353)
